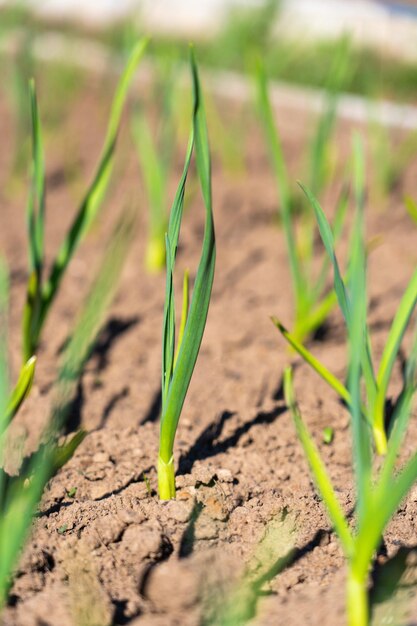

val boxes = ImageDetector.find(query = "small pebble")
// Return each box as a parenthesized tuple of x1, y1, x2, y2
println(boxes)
(216, 468, 233, 483)
(92, 452, 110, 464)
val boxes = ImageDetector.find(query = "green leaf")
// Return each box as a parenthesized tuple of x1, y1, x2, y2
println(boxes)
(308, 37, 352, 195)
(174, 269, 190, 368)
(374, 266, 417, 447)
(347, 168, 372, 526)
(299, 183, 350, 323)
(161, 128, 195, 410)
(272, 317, 350, 404)
(162, 232, 176, 407)
(23, 80, 46, 361)
(356, 450, 417, 578)
(405, 195, 417, 226)
(295, 288, 337, 343)
(301, 180, 379, 446)
(160, 50, 216, 465)
(284, 367, 354, 557)
(376, 323, 417, 499)
(312, 183, 350, 304)
(255, 60, 291, 216)
(0, 260, 8, 434)
(52, 430, 87, 473)
(40, 39, 148, 334)
(26, 79, 45, 274)
(132, 108, 167, 272)
(323, 427, 334, 445)
(255, 61, 305, 302)
(5, 356, 36, 425)
(52, 211, 134, 431)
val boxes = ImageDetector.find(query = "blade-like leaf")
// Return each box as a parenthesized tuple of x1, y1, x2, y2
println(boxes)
(296, 289, 337, 342)
(162, 233, 176, 408)
(41, 39, 148, 320)
(349, 136, 378, 445)
(374, 266, 417, 444)
(52, 210, 135, 432)
(377, 323, 417, 493)
(299, 182, 350, 322)
(160, 51, 216, 462)
(347, 161, 372, 526)
(161, 128, 194, 408)
(52, 430, 87, 473)
(356, 450, 417, 578)
(256, 61, 305, 302)
(174, 269, 189, 368)
(26, 79, 45, 274)
(0, 260, 8, 435)
(405, 195, 417, 226)
(5, 356, 36, 425)
(272, 317, 350, 403)
(312, 182, 350, 303)
(308, 37, 352, 195)
(301, 181, 378, 431)
(132, 108, 167, 271)
(23, 80, 46, 361)
(284, 367, 354, 557)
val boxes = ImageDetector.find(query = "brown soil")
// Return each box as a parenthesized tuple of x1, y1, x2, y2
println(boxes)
(1, 66, 417, 626)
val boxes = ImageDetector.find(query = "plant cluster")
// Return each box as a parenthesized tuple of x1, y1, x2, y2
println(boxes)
(1, 18, 417, 626)
(278, 139, 417, 624)
(0, 40, 146, 610)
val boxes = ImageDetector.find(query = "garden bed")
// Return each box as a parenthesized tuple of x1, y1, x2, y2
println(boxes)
(1, 65, 417, 626)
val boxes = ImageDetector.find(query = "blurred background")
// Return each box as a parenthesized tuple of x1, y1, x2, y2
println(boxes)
(3, 0, 417, 103)
(2, 0, 417, 204)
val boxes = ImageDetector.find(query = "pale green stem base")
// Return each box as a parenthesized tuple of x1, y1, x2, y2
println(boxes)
(145, 236, 166, 274)
(374, 425, 387, 456)
(158, 455, 176, 500)
(347, 569, 368, 626)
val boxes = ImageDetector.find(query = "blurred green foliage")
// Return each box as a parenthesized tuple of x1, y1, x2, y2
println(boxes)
(2, 0, 417, 104)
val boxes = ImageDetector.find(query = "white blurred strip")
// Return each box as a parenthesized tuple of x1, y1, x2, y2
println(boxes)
(2, 0, 417, 61)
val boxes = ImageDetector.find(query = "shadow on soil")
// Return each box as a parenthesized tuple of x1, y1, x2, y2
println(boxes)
(371, 545, 417, 626)
(177, 404, 286, 476)
(91, 316, 140, 372)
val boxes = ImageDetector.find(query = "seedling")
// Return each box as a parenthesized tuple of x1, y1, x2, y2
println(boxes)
(256, 43, 351, 344)
(22, 38, 147, 361)
(204, 510, 297, 626)
(274, 139, 417, 455)
(405, 195, 417, 226)
(370, 121, 417, 203)
(131, 59, 175, 273)
(143, 472, 152, 496)
(204, 90, 245, 177)
(0, 260, 36, 436)
(322, 427, 334, 445)
(158, 52, 216, 500)
(284, 140, 417, 625)
(0, 209, 133, 609)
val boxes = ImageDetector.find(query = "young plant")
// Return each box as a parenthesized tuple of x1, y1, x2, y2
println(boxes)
(203, 510, 297, 626)
(405, 195, 417, 226)
(158, 52, 216, 500)
(370, 120, 417, 203)
(0, 261, 36, 438)
(204, 89, 245, 178)
(255, 42, 351, 344)
(131, 59, 176, 273)
(22, 38, 147, 361)
(0, 211, 133, 609)
(274, 139, 417, 455)
(284, 170, 417, 624)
